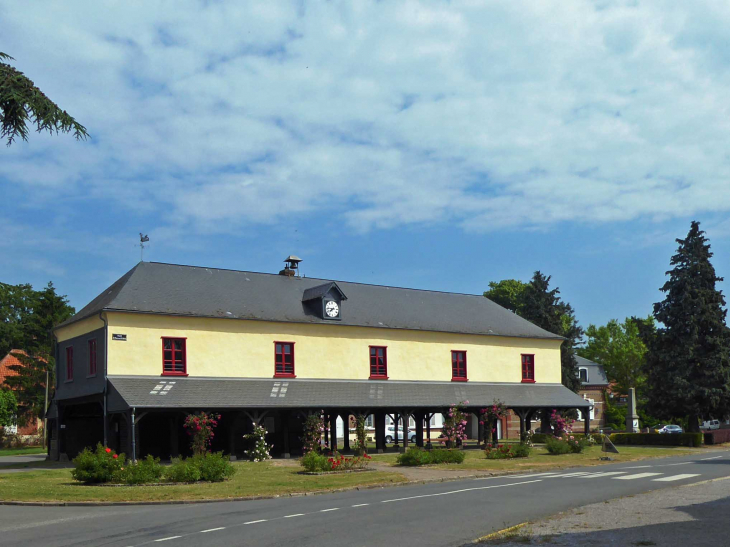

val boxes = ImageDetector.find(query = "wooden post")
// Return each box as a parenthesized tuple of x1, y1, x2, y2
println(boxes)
(324, 412, 329, 447)
(170, 415, 179, 459)
(426, 413, 432, 448)
(393, 413, 400, 448)
(402, 411, 409, 451)
(477, 412, 485, 447)
(329, 414, 338, 451)
(342, 414, 350, 452)
(584, 412, 590, 436)
(491, 418, 498, 444)
(415, 412, 424, 447)
(375, 411, 386, 453)
(283, 412, 290, 458)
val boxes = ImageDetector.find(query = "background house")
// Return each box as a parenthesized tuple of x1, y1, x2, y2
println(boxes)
(575, 355, 610, 431)
(0, 350, 42, 437)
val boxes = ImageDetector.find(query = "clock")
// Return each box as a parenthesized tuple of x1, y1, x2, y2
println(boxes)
(324, 300, 339, 318)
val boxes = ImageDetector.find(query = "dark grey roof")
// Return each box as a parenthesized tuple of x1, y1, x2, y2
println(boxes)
(106, 376, 589, 412)
(302, 282, 347, 302)
(57, 262, 563, 340)
(576, 356, 610, 386)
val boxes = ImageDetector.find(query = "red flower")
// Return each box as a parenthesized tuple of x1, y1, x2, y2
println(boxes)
(105, 447, 112, 454)
(113, 454, 118, 459)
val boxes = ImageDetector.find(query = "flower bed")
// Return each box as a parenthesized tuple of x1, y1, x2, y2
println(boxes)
(484, 443, 531, 459)
(300, 450, 372, 473)
(71, 444, 235, 485)
(545, 434, 589, 454)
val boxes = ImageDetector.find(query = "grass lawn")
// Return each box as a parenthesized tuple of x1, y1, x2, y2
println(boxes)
(0, 461, 407, 503)
(0, 446, 46, 457)
(370, 445, 703, 471)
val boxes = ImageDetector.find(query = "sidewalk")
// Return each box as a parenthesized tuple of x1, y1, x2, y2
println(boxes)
(478, 477, 730, 546)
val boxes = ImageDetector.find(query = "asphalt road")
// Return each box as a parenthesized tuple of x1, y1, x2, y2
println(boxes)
(2, 450, 729, 547)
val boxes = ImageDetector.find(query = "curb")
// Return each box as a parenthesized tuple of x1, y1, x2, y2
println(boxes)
(474, 522, 528, 543)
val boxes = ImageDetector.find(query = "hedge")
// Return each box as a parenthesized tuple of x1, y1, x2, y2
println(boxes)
(610, 433, 703, 447)
(703, 429, 730, 445)
(531, 433, 604, 444)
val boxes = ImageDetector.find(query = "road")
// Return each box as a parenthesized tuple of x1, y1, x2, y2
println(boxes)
(1, 450, 729, 547)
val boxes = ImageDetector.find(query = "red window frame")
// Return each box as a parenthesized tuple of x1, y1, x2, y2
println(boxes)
(88, 339, 97, 377)
(521, 354, 535, 383)
(274, 341, 296, 377)
(369, 346, 388, 379)
(162, 337, 188, 376)
(65, 346, 73, 382)
(451, 350, 467, 381)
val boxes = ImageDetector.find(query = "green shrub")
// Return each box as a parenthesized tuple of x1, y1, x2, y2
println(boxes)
(194, 452, 236, 482)
(121, 455, 163, 484)
(71, 443, 125, 484)
(531, 433, 550, 444)
(512, 443, 532, 458)
(397, 447, 434, 466)
(545, 436, 573, 455)
(164, 457, 202, 483)
(429, 449, 465, 464)
(610, 433, 703, 447)
(300, 450, 329, 472)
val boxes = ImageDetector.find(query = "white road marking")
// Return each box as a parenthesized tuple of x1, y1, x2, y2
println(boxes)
(545, 472, 591, 478)
(320, 508, 339, 512)
(621, 465, 652, 469)
(155, 537, 181, 542)
(284, 514, 305, 518)
(701, 456, 723, 461)
(200, 527, 226, 533)
(244, 520, 267, 525)
(653, 474, 701, 482)
(578, 472, 627, 478)
(614, 472, 663, 480)
(664, 462, 692, 466)
(352, 503, 369, 507)
(380, 479, 542, 503)
(505, 472, 560, 479)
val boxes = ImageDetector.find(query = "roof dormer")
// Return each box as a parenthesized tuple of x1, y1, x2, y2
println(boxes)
(302, 282, 347, 321)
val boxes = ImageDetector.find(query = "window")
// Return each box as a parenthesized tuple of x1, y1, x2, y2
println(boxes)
(369, 346, 387, 378)
(365, 415, 374, 428)
(451, 350, 467, 381)
(162, 338, 187, 375)
(88, 339, 97, 377)
(521, 354, 535, 382)
(579, 368, 587, 382)
(274, 342, 295, 377)
(65, 347, 73, 381)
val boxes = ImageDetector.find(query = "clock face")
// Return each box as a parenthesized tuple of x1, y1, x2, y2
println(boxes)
(325, 300, 339, 318)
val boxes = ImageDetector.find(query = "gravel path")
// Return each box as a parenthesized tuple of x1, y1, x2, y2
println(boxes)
(478, 476, 730, 546)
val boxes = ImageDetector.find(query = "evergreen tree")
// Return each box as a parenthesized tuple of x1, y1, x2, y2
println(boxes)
(520, 272, 584, 392)
(1, 52, 88, 146)
(2, 282, 74, 424)
(646, 221, 730, 432)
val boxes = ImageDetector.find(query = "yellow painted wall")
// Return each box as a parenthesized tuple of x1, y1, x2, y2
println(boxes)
(105, 312, 563, 383)
(56, 315, 105, 342)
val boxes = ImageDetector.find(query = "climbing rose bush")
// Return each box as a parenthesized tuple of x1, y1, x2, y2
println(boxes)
(243, 422, 272, 462)
(302, 412, 325, 454)
(442, 401, 469, 448)
(549, 409, 574, 437)
(184, 412, 220, 455)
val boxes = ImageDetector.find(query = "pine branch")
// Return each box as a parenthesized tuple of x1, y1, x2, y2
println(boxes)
(0, 52, 89, 146)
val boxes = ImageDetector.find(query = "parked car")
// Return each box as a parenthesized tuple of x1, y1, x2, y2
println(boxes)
(385, 426, 417, 444)
(658, 425, 683, 434)
(701, 420, 721, 430)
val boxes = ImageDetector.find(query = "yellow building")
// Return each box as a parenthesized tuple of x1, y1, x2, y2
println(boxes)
(49, 258, 588, 460)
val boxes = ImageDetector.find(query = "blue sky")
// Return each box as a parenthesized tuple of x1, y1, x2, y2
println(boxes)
(1, 1, 730, 330)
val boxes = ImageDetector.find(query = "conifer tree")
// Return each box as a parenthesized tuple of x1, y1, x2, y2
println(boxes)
(1, 52, 88, 146)
(520, 272, 583, 392)
(646, 221, 730, 432)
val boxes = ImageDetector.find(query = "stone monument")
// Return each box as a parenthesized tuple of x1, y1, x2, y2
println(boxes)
(626, 387, 640, 433)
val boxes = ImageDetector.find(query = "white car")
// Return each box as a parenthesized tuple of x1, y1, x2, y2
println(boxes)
(701, 420, 720, 430)
(385, 426, 417, 444)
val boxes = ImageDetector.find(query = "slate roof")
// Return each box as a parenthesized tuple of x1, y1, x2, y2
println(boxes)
(576, 356, 610, 386)
(58, 262, 563, 340)
(104, 376, 589, 412)
(302, 282, 347, 302)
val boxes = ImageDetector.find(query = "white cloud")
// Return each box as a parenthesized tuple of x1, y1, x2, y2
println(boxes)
(2, 0, 730, 237)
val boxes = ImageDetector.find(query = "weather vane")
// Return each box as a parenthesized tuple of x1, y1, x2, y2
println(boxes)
(139, 233, 149, 262)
